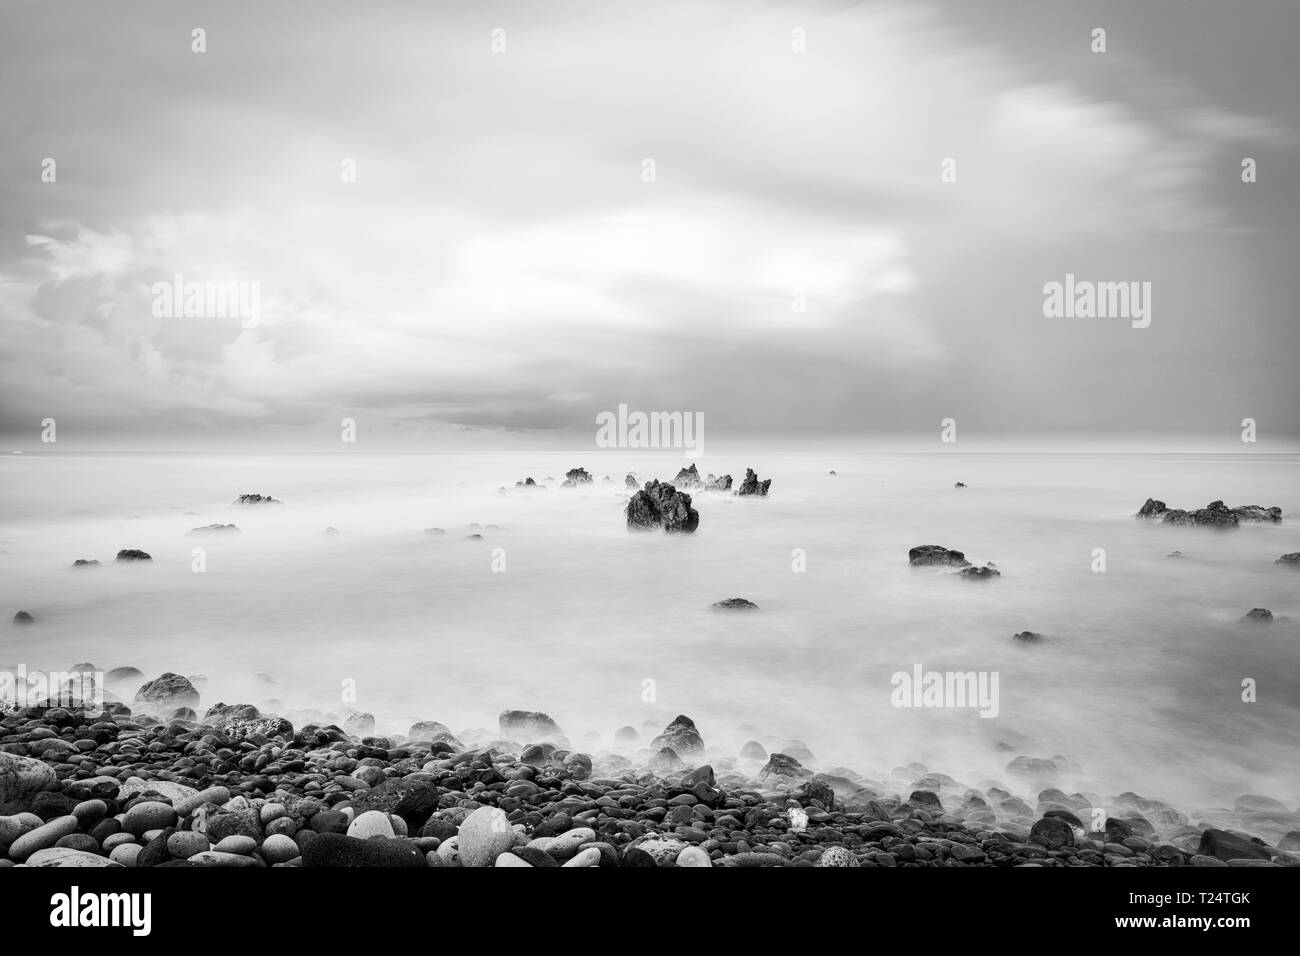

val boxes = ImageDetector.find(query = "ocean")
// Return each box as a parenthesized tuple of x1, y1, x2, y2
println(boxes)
(1, 449, 1296, 811)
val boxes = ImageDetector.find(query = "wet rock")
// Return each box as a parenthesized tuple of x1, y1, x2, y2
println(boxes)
(673, 464, 703, 488)
(302, 832, 424, 867)
(625, 480, 699, 533)
(115, 549, 152, 562)
(134, 673, 200, 711)
(736, 468, 772, 497)
(12, 610, 34, 625)
(759, 752, 810, 781)
(499, 710, 568, 745)
(1136, 498, 1166, 518)
(1029, 816, 1075, 850)
(0, 753, 58, 812)
(1013, 631, 1045, 643)
(908, 545, 971, 568)
(960, 563, 1001, 579)
(71, 559, 101, 568)
(1275, 552, 1300, 567)
(650, 715, 704, 756)
(954, 481, 967, 488)
(1197, 828, 1271, 862)
(1241, 608, 1273, 623)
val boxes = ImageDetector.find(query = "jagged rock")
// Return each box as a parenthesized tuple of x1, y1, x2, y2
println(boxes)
(1136, 498, 1166, 518)
(650, 715, 704, 756)
(115, 549, 152, 562)
(705, 473, 732, 491)
(1241, 608, 1273, 623)
(961, 563, 1001, 579)
(625, 480, 699, 533)
(711, 597, 759, 610)
(673, 464, 703, 488)
(908, 545, 971, 568)
(1139, 498, 1281, 527)
(624, 474, 638, 489)
(515, 477, 538, 487)
(736, 468, 771, 496)
(232, 494, 283, 506)
(134, 673, 199, 710)
(560, 468, 593, 487)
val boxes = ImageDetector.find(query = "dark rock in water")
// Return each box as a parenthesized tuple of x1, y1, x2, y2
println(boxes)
(960, 563, 1001, 579)
(1029, 816, 1075, 850)
(500, 709, 567, 745)
(203, 702, 260, 725)
(1013, 631, 1045, 643)
(232, 494, 283, 506)
(650, 715, 705, 756)
(424, 527, 445, 535)
(1166, 550, 1183, 559)
(303, 832, 425, 867)
(711, 597, 759, 611)
(115, 549, 152, 562)
(624, 474, 638, 489)
(625, 480, 699, 533)
(736, 468, 771, 496)
(71, 559, 100, 568)
(1140, 497, 1281, 527)
(759, 752, 810, 781)
(1197, 828, 1271, 862)
(465, 533, 483, 540)
(1276, 553, 1300, 566)
(186, 524, 240, 536)
(705, 473, 733, 491)
(515, 477, 538, 487)
(908, 545, 971, 568)
(1241, 608, 1273, 623)
(1136, 498, 1167, 518)
(561, 467, 593, 487)
(134, 673, 199, 710)
(13, 610, 35, 625)
(954, 481, 966, 488)
(673, 464, 703, 488)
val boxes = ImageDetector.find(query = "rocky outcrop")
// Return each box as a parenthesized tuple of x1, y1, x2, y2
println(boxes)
(515, 477, 538, 487)
(736, 468, 771, 496)
(1013, 631, 1045, 643)
(71, 559, 100, 568)
(961, 563, 1001, 580)
(1137, 498, 1281, 527)
(908, 545, 971, 568)
(624, 474, 639, 489)
(955, 482, 967, 488)
(1241, 608, 1272, 623)
(499, 710, 568, 745)
(625, 480, 699, 533)
(232, 494, 283, 506)
(115, 549, 152, 562)
(1276, 553, 1300, 566)
(705, 474, 732, 491)
(672, 464, 703, 488)
(560, 468, 593, 487)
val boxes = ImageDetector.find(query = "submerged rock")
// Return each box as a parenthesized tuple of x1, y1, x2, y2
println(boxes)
(1012, 631, 1045, 643)
(736, 468, 772, 496)
(625, 480, 699, 533)
(1276, 553, 1300, 566)
(711, 597, 759, 610)
(232, 494, 283, 506)
(908, 545, 971, 568)
(1138, 498, 1281, 527)
(187, 524, 240, 536)
(560, 467, 593, 487)
(961, 563, 1001, 579)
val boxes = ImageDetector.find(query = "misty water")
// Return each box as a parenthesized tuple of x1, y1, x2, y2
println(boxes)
(1, 450, 1297, 814)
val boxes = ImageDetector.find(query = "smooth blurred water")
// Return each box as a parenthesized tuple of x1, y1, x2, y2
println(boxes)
(1, 449, 1297, 809)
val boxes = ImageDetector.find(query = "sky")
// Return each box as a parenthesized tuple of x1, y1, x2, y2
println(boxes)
(1, 0, 1297, 451)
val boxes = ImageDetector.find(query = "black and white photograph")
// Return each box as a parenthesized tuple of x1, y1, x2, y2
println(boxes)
(0, 0, 1296, 931)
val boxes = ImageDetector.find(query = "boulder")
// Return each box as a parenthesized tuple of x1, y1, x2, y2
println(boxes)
(458, 806, 516, 867)
(711, 597, 759, 610)
(115, 549, 152, 562)
(1241, 608, 1273, 623)
(560, 467, 593, 487)
(499, 710, 568, 745)
(71, 559, 101, 568)
(12, 610, 34, 625)
(1013, 631, 1045, 643)
(1196, 828, 1271, 862)
(0, 752, 58, 812)
(961, 563, 1001, 579)
(133, 673, 199, 711)
(759, 752, 810, 781)
(625, 480, 699, 533)
(301, 832, 425, 867)
(650, 715, 704, 756)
